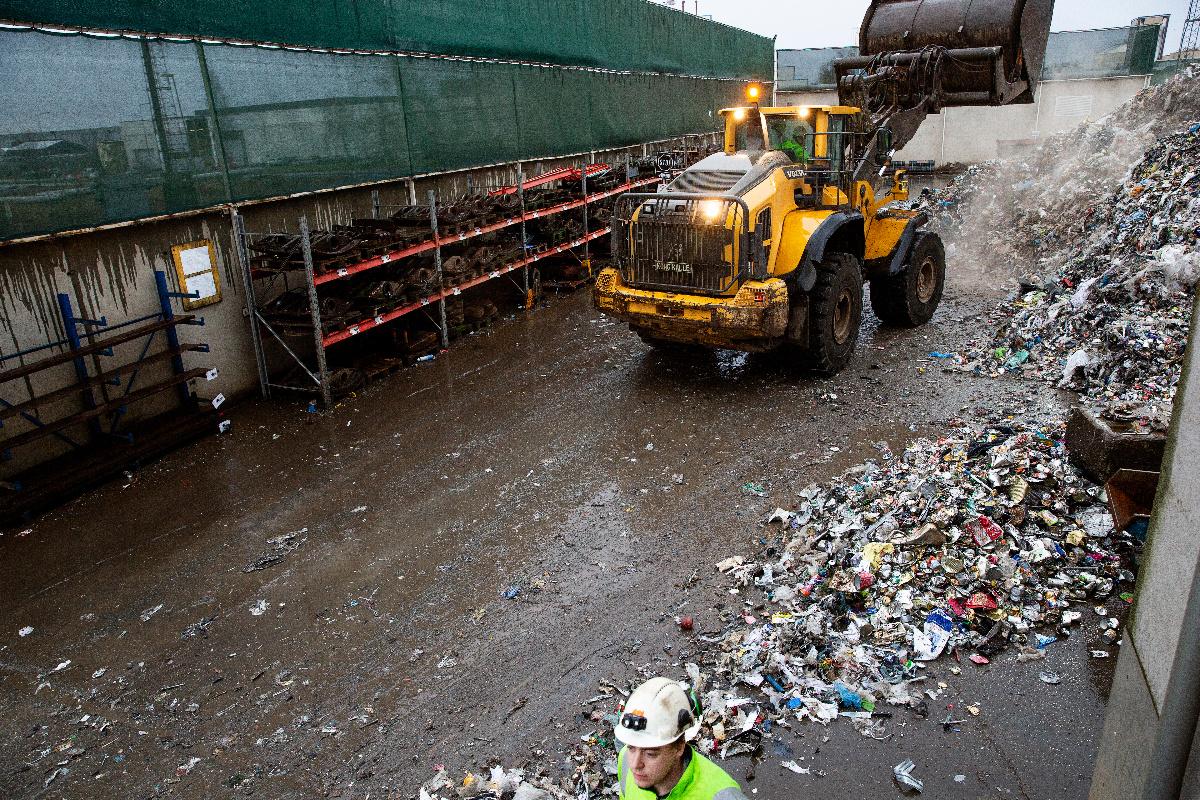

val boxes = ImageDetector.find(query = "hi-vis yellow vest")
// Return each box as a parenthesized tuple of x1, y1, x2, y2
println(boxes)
(617, 746, 748, 800)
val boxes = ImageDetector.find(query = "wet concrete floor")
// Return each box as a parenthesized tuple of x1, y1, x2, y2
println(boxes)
(0, 271, 1112, 799)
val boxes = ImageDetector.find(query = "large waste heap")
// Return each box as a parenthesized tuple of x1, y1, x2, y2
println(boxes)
(921, 69, 1200, 430)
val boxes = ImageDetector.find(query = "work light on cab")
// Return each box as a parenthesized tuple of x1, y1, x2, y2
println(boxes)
(744, 83, 762, 103)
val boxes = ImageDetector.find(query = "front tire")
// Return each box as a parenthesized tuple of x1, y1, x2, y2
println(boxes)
(870, 231, 945, 327)
(800, 252, 863, 376)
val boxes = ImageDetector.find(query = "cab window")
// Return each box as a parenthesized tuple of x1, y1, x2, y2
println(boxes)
(733, 114, 767, 151)
(827, 115, 846, 173)
(766, 117, 815, 163)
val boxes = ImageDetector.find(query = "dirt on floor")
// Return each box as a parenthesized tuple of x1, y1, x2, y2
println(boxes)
(0, 263, 1115, 799)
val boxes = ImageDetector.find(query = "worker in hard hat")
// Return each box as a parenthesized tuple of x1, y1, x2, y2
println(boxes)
(614, 677, 748, 800)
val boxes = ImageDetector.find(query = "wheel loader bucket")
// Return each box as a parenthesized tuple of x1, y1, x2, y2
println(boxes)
(836, 0, 1054, 106)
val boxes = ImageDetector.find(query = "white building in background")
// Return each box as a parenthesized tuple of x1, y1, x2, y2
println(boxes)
(776, 20, 1178, 165)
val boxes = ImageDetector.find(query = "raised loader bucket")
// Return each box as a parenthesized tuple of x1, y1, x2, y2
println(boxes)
(837, 0, 1054, 106)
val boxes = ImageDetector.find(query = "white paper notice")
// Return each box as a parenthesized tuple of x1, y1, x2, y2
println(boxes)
(179, 245, 212, 276)
(185, 271, 218, 301)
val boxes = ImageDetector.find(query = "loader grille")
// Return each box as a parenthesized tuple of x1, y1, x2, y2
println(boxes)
(612, 196, 744, 295)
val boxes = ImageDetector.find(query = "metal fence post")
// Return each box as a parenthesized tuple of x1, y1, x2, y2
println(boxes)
(56, 292, 103, 441)
(429, 191, 451, 348)
(582, 154, 591, 272)
(517, 162, 531, 308)
(231, 210, 270, 398)
(300, 216, 333, 410)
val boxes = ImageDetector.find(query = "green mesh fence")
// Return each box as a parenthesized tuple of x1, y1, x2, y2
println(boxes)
(0, 29, 748, 240)
(0, 0, 773, 79)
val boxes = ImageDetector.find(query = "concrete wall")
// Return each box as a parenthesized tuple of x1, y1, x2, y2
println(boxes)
(1089, 292, 1200, 799)
(0, 131, 718, 476)
(777, 75, 1150, 164)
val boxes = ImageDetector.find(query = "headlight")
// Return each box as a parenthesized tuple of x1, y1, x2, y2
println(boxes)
(732, 108, 746, 121)
(700, 200, 724, 222)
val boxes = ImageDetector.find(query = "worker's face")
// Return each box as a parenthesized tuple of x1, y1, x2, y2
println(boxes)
(627, 738, 685, 790)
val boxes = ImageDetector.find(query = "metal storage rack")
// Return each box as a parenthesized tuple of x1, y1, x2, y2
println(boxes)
(0, 271, 215, 518)
(234, 161, 659, 408)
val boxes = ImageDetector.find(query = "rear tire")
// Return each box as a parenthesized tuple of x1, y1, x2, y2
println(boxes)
(800, 252, 863, 376)
(870, 231, 945, 327)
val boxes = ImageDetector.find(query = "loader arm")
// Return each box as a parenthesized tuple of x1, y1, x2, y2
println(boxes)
(835, 0, 1055, 182)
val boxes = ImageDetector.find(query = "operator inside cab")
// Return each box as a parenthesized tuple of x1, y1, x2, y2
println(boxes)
(615, 677, 748, 800)
(732, 112, 814, 163)
(770, 117, 813, 164)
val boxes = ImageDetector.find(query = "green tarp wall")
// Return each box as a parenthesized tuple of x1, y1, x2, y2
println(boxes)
(0, 0, 773, 79)
(0, 24, 759, 240)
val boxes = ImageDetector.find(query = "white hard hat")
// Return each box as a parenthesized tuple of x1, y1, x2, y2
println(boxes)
(614, 677, 702, 748)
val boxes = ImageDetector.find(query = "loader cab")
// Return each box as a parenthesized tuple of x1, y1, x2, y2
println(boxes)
(720, 105, 860, 208)
(722, 106, 856, 164)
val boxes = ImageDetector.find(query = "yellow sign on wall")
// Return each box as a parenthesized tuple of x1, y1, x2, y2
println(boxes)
(170, 240, 221, 310)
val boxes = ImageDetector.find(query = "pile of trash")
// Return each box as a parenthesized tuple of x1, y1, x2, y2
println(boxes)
(918, 83, 1200, 427)
(415, 413, 1140, 795)
(418, 765, 580, 800)
(922, 67, 1200, 271)
(677, 414, 1136, 751)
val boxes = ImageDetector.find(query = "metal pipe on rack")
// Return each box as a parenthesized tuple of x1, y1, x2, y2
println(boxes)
(300, 217, 334, 410)
(56, 292, 105, 441)
(517, 162, 532, 308)
(582, 154, 590, 271)
(153, 269, 196, 408)
(429, 191, 451, 349)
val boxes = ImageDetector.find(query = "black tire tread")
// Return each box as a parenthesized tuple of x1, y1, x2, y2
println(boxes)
(870, 231, 945, 327)
(800, 251, 863, 376)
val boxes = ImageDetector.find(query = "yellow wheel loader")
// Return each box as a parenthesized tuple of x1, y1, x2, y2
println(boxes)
(594, 0, 1054, 374)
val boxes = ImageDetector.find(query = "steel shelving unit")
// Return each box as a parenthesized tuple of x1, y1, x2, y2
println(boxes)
(0, 271, 216, 519)
(234, 162, 660, 408)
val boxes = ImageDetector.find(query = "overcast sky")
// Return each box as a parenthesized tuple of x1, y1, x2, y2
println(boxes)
(687, 0, 1193, 55)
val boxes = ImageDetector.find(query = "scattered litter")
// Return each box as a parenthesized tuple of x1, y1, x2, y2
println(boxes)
(781, 760, 810, 775)
(175, 757, 201, 776)
(18, 626, 33, 637)
(244, 528, 308, 572)
(249, 600, 269, 616)
(139, 604, 164, 623)
(1039, 671, 1062, 685)
(181, 616, 217, 639)
(893, 759, 924, 793)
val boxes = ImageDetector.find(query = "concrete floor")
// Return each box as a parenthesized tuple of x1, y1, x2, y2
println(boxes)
(0, 267, 1117, 799)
